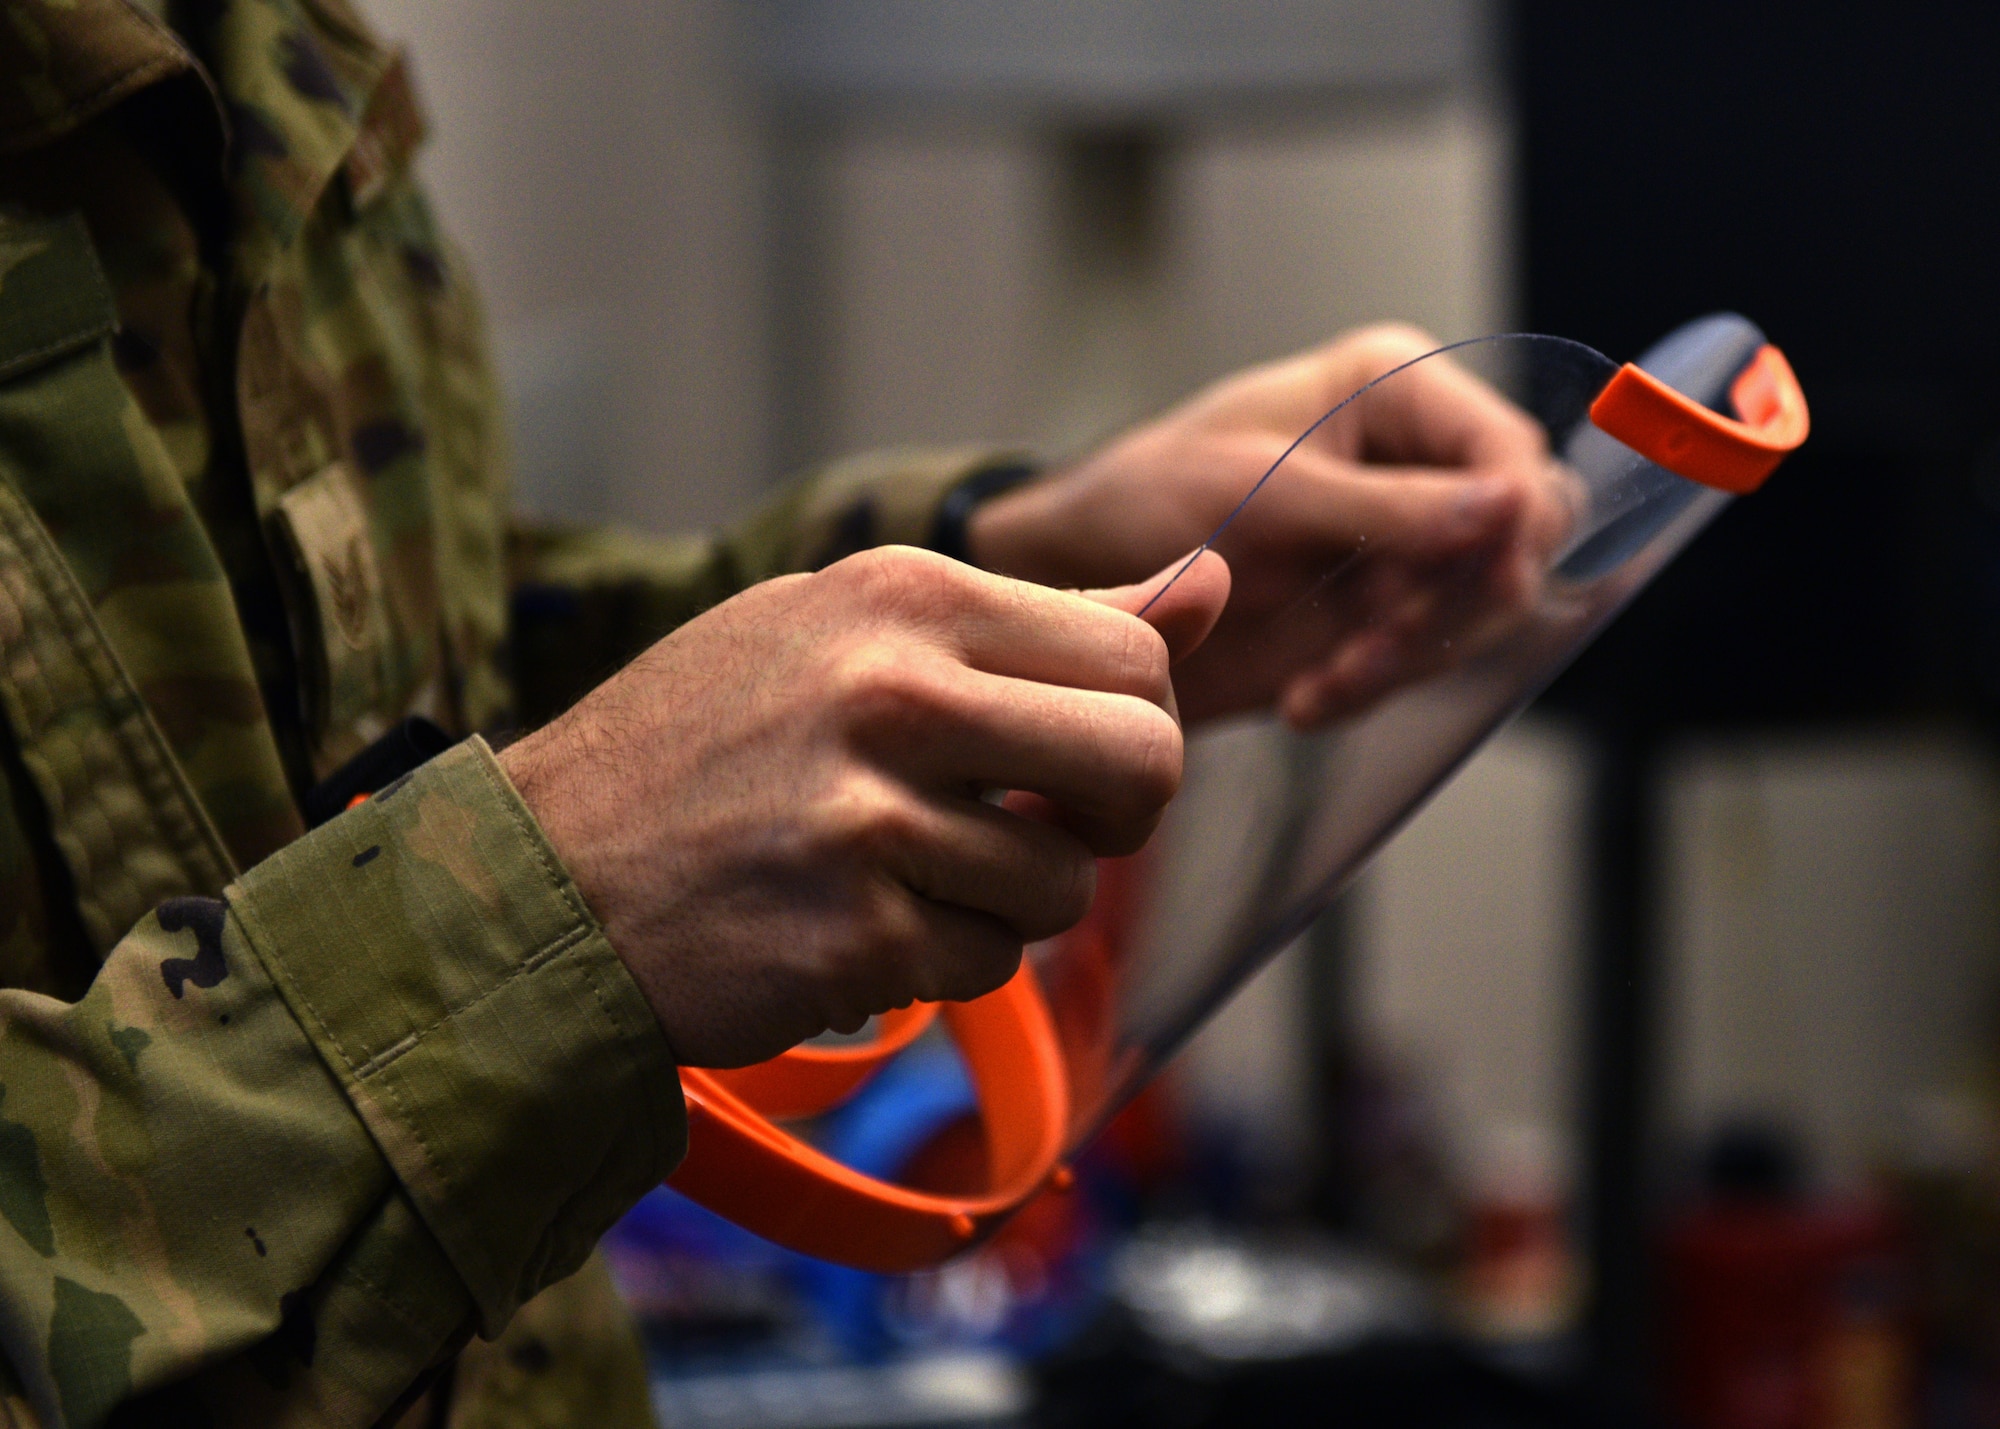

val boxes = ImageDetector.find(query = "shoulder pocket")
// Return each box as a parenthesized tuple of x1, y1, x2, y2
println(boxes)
(0, 211, 117, 383)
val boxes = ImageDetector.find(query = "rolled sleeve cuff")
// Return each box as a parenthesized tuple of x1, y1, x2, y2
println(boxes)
(230, 735, 684, 1334)
(735, 445, 1034, 575)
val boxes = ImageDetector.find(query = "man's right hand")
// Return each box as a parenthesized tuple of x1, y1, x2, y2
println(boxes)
(499, 545, 1229, 1069)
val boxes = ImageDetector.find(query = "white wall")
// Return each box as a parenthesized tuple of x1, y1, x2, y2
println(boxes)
(1171, 105, 1513, 385)
(817, 129, 1052, 457)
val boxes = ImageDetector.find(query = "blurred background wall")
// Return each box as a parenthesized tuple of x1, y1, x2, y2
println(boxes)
(362, 0, 770, 531)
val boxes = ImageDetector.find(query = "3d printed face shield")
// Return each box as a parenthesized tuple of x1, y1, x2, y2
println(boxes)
(664, 313, 1809, 1272)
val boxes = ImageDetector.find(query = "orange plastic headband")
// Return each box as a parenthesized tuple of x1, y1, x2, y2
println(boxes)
(668, 964, 1070, 1273)
(1589, 343, 1809, 494)
(704, 1001, 939, 1121)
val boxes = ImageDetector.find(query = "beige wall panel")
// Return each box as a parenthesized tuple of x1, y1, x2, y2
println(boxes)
(1353, 721, 1587, 1170)
(1662, 732, 2000, 1184)
(814, 100, 1514, 466)
(820, 130, 1053, 457)
(360, 0, 770, 531)
(1169, 102, 1514, 388)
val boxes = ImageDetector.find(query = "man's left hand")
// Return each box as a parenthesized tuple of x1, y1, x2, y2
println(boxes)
(968, 323, 1577, 728)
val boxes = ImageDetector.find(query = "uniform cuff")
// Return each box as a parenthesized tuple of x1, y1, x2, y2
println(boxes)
(230, 736, 684, 1334)
(736, 445, 1034, 574)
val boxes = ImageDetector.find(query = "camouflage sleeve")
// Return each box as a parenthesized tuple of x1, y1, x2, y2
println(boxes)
(0, 737, 681, 1428)
(508, 445, 1026, 726)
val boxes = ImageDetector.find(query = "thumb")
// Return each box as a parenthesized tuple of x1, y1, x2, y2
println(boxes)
(1003, 551, 1230, 833)
(1081, 548, 1231, 664)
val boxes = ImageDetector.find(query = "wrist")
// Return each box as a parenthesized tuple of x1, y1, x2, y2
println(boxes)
(961, 465, 1085, 584)
(932, 460, 1040, 571)
(497, 720, 677, 1039)
(495, 719, 612, 922)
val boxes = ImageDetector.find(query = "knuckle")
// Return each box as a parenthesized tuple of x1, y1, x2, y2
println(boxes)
(1124, 705, 1185, 812)
(830, 544, 968, 617)
(1073, 705, 1182, 857)
(967, 946, 1024, 1001)
(1490, 555, 1545, 617)
(823, 1006, 871, 1037)
(1351, 321, 1438, 366)
(835, 646, 957, 737)
(1044, 842, 1100, 935)
(1115, 616, 1172, 700)
(1004, 832, 1098, 944)
(828, 883, 922, 1008)
(1254, 428, 1305, 470)
(1502, 405, 1550, 455)
(935, 930, 1023, 1005)
(833, 775, 923, 861)
(1090, 816, 1161, 861)
(864, 885, 924, 960)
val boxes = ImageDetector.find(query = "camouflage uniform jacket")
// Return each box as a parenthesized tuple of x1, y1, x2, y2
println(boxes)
(0, 1, 1010, 1424)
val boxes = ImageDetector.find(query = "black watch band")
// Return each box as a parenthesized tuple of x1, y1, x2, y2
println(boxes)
(928, 460, 1038, 567)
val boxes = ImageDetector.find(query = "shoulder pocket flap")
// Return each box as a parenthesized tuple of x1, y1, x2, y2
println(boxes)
(0, 212, 117, 384)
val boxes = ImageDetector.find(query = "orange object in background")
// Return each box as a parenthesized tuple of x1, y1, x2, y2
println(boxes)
(1661, 1196, 1914, 1429)
(1458, 1126, 1581, 1346)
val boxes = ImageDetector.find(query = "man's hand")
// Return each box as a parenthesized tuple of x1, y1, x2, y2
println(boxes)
(500, 546, 1229, 1068)
(968, 324, 1577, 727)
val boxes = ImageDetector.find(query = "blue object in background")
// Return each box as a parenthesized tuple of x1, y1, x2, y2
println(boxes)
(608, 1039, 1108, 1365)
(794, 1043, 983, 1360)
(796, 1042, 1106, 1361)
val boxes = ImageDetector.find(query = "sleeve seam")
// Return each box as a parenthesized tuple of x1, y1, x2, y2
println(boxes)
(224, 887, 495, 1310)
(334, 1226, 457, 1341)
(0, 321, 118, 386)
(462, 736, 589, 927)
(242, 883, 597, 1087)
(461, 737, 680, 1154)
(571, 927, 679, 1169)
(347, 920, 594, 1082)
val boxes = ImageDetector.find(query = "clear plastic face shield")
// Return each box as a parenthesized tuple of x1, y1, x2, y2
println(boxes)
(665, 313, 1810, 1271)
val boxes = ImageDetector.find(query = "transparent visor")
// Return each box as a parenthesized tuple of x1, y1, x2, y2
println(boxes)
(1040, 317, 1764, 1155)
(668, 314, 1786, 1269)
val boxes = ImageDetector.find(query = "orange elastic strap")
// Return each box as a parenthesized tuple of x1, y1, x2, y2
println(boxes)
(1588, 343, 1809, 494)
(668, 963, 1070, 1272)
(705, 1001, 939, 1121)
